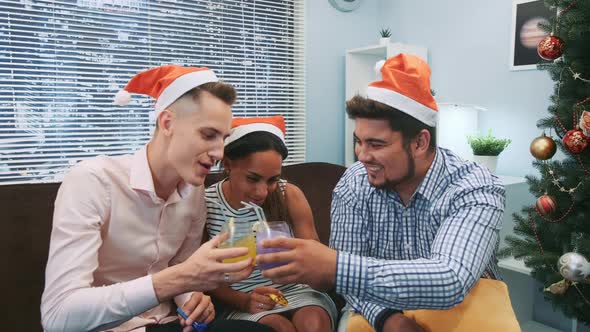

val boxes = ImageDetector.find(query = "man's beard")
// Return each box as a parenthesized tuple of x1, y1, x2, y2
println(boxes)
(373, 146, 416, 190)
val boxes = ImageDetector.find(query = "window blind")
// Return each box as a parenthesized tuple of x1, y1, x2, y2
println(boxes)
(0, 0, 305, 185)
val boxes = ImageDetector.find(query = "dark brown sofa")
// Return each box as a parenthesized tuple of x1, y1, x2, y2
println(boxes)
(2, 162, 346, 331)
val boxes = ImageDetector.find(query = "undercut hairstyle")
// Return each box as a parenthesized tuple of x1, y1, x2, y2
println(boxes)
(346, 95, 436, 150)
(156, 81, 237, 129)
(181, 81, 237, 106)
(224, 131, 289, 224)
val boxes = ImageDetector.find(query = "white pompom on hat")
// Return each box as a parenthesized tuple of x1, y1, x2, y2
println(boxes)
(114, 89, 132, 106)
(374, 59, 386, 79)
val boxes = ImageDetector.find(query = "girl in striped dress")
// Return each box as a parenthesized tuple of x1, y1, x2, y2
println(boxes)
(205, 116, 337, 332)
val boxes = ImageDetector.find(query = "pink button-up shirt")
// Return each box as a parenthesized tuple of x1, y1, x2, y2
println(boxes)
(41, 146, 206, 332)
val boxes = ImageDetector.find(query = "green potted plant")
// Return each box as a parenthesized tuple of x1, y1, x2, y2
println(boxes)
(467, 129, 511, 173)
(379, 27, 391, 45)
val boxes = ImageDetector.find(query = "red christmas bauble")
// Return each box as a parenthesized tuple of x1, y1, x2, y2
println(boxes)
(537, 34, 565, 61)
(562, 129, 588, 154)
(536, 195, 557, 216)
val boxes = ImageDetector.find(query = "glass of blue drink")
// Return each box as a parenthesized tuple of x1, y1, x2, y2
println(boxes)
(255, 221, 293, 270)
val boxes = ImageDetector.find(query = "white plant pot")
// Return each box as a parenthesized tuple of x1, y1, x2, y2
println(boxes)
(379, 37, 390, 45)
(472, 155, 498, 173)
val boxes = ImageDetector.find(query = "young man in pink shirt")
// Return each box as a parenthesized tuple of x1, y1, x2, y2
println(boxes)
(41, 66, 270, 332)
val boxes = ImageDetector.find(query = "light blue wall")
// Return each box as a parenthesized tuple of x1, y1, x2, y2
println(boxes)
(305, 0, 381, 164)
(375, 0, 554, 177)
(304, 2, 588, 329)
(305, 0, 554, 177)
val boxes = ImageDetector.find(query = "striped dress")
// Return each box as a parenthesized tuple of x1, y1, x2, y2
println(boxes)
(205, 179, 337, 330)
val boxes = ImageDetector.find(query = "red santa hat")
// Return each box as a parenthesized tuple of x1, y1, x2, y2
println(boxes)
(114, 65, 218, 118)
(225, 115, 286, 146)
(368, 53, 438, 127)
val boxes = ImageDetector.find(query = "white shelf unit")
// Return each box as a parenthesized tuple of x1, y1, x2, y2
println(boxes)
(344, 43, 428, 166)
(499, 256, 533, 275)
(498, 176, 579, 332)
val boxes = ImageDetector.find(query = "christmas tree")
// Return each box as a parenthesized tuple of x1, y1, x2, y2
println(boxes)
(501, 0, 590, 324)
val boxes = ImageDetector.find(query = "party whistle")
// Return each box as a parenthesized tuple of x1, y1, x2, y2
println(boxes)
(267, 293, 288, 306)
(176, 307, 207, 332)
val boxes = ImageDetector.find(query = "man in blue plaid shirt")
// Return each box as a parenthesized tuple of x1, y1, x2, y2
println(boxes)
(258, 53, 505, 332)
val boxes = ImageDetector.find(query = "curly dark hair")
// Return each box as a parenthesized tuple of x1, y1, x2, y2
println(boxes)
(346, 95, 436, 150)
(224, 131, 290, 224)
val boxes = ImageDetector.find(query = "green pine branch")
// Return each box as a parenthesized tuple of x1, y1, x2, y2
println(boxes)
(505, 0, 590, 321)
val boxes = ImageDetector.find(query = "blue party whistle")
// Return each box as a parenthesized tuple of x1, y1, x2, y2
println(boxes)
(176, 307, 208, 332)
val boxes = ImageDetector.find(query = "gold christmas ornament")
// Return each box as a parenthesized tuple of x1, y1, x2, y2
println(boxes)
(544, 279, 572, 295)
(530, 133, 557, 160)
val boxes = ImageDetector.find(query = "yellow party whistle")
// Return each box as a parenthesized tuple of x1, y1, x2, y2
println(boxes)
(267, 293, 288, 306)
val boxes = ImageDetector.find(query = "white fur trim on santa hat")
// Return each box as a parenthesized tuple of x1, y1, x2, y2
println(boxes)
(367, 86, 438, 127)
(114, 89, 132, 105)
(225, 123, 285, 146)
(154, 69, 218, 114)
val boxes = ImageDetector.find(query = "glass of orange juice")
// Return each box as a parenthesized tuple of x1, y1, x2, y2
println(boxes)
(218, 217, 256, 264)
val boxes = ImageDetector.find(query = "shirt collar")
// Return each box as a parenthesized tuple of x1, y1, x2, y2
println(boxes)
(129, 145, 194, 202)
(129, 146, 156, 194)
(414, 147, 447, 201)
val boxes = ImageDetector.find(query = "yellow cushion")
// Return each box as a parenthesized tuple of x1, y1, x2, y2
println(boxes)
(404, 279, 521, 332)
(344, 311, 376, 332)
(344, 279, 521, 332)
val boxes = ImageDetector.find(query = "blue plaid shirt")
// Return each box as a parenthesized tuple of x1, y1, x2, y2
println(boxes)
(329, 147, 505, 327)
